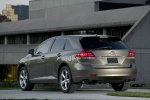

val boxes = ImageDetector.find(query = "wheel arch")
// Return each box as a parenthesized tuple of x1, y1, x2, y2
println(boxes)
(57, 63, 70, 80)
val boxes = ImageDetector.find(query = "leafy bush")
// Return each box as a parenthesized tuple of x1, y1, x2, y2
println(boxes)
(0, 82, 19, 89)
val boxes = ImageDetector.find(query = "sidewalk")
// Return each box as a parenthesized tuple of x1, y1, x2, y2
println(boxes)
(127, 89, 150, 93)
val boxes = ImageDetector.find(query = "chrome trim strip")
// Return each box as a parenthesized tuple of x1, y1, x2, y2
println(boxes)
(30, 76, 57, 80)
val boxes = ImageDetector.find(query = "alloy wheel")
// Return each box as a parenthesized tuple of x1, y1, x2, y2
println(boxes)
(60, 69, 70, 90)
(19, 69, 28, 89)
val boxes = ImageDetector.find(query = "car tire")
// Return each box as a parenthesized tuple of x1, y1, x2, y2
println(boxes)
(19, 67, 34, 91)
(111, 82, 130, 91)
(59, 66, 77, 93)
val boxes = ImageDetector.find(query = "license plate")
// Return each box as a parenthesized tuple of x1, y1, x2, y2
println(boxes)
(107, 58, 118, 63)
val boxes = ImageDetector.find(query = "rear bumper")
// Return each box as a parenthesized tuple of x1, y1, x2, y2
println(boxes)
(72, 63, 136, 83)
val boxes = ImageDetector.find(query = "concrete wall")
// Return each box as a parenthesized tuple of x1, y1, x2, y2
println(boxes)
(29, 0, 146, 12)
(29, 0, 96, 19)
(123, 9, 150, 86)
(29, 0, 147, 19)
(30, 0, 97, 11)
(0, 45, 37, 64)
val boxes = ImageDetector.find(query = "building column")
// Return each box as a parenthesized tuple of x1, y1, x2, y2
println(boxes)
(103, 28, 107, 35)
(61, 32, 64, 36)
(27, 34, 30, 45)
(4, 36, 7, 45)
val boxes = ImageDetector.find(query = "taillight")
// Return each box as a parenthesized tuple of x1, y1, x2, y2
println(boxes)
(74, 50, 95, 59)
(128, 50, 135, 57)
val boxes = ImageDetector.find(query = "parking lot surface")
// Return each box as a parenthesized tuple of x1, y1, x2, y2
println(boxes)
(0, 89, 150, 100)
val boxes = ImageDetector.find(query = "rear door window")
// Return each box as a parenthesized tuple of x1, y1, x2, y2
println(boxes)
(80, 37, 128, 50)
(51, 38, 66, 52)
(35, 39, 54, 55)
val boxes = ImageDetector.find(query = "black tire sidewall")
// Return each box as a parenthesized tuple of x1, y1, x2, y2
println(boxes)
(112, 82, 130, 91)
(111, 83, 123, 91)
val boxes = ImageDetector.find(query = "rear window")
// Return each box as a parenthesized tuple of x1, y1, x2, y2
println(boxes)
(80, 37, 128, 50)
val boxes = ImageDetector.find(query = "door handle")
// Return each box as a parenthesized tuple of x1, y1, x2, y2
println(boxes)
(57, 53, 61, 57)
(41, 56, 45, 59)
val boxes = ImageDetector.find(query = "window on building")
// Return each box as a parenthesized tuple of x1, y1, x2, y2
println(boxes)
(95, 2, 143, 11)
(146, 0, 150, 5)
(30, 32, 61, 44)
(6, 11, 10, 16)
(64, 29, 103, 35)
(64, 31, 81, 35)
(107, 26, 132, 38)
(86, 29, 103, 35)
(7, 34, 27, 44)
(0, 36, 4, 44)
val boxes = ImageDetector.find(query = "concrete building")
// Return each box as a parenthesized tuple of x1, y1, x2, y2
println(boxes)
(2, 4, 29, 21)
(0, 0, 150, 86)
(29, 0, 148, 19)
(2, 4, 18, 21)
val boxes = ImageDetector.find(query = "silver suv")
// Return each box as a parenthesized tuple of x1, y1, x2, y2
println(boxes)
(17, 35, 136, 93)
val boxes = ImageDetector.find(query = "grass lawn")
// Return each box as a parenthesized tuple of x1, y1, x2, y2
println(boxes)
(0, 82, 19, 90)
(0, 82, 59, 90)
(107, 92, 150, 98)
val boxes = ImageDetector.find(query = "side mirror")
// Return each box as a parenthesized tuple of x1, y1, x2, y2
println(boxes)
(28, 49, 34, 55)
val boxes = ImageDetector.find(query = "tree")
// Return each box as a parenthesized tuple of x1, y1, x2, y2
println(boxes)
(0, 14, 11, 22)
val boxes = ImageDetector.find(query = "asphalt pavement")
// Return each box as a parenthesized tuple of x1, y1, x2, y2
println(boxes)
(0, 89, 150, 100)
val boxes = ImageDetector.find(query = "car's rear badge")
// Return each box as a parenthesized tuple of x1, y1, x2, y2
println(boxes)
(110, 51, 116, 56)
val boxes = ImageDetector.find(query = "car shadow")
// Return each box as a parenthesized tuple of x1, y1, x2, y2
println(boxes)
(31, 88, 114, 93)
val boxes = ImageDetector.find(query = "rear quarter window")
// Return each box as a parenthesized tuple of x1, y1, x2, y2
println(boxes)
(51, 38, 66, 52)
(65, 40, 73, 51)
(80, 37, 129, 50)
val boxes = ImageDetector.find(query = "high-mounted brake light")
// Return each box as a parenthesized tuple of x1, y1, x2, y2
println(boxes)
(128, 50, 135, 57)
(74, 50, 95, 59)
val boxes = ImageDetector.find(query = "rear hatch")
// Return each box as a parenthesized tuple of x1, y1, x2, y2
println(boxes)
(76, 36, 135, 69)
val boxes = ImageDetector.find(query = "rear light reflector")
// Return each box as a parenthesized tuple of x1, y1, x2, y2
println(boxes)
(74, 50, 95, 59)
(128, 50, 135, 57)
(89, 74, 97, 77)
(130, 74, 135, 77)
